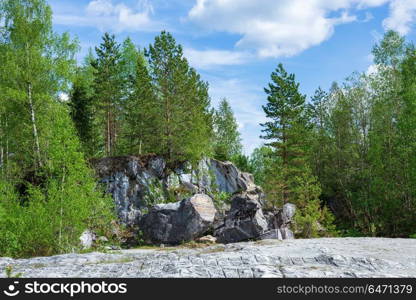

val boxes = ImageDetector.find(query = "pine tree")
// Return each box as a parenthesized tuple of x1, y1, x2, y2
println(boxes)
(146, 31, 212, 163)
(260, 63, 334, 236)
(91, 33, 123, 157)
(186, 68, 213, 160)
(69, 62, 98, 157)
(121, 51, 160, 155)
(120, 37, 140, 93)
(261, 63, 310, 205)
(213, 98, 242, 161)
(308, 87, 330, 183)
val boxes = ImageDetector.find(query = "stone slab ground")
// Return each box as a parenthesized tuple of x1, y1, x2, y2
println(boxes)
(1, 238, 415, 278)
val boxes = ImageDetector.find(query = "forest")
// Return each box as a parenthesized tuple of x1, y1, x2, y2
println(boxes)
(1, 0, 416, 258)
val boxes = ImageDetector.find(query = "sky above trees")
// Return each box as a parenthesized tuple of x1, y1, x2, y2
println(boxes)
(49, 0, 416, 153)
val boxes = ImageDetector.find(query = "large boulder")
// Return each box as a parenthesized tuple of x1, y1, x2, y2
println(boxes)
(214, 188, 268, 243)
(140, 194, 217, 244)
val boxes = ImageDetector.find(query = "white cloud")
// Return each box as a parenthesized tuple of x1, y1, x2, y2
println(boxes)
(184, 48, 251, 69)
(54, 0, 158, 32)
(383, 0, 416, 35)
(187, 0, 411, 58)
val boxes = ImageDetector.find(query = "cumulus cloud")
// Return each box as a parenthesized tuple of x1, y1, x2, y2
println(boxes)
(383, 0, 416, 35)
(187, 0, 415, 58)
(54, 0, 158, 32)
(184, 48, 251, 69)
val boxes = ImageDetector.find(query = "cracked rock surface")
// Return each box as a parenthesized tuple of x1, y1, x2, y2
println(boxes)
(1, 238, 415, 278)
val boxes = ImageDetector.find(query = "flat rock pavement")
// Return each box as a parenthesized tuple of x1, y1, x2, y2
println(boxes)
(1, 238, 415, 278)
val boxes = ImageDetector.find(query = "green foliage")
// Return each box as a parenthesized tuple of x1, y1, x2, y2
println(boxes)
(211, 191, 232, 210)
(166, 185, 193, 203)
(231, 153, 253, 174)
(0, 105, 116, 258)
(294, 200, 337, 238)
(248, 146, 274, 186)
(119, 46, 159, 155)
(213, 98, 242, 161)
(142, 179, 166, 207)
(69, 65, 100, 157)
(261, 63, 312, 202)
(260, 63, 336, 236)
(306, 31, 416, 237)
(372, 30, 405, 67)
(145, 31, 213, 163)
(0, 0, 115, 258)
(91, 33, 123, 157)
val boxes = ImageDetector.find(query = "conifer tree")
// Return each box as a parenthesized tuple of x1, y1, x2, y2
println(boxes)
(213, 98, 242, 161)
(68, 53, 99, 156)
(146, 31, 212, 163)
(261, 63, 311, 205)
(122, 52, 160, 155)
(261, 63, 334, 237)
(91, 33, 123, 156)
(308, 87, 329, 182)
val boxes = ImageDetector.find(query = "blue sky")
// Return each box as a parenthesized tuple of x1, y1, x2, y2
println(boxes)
(49, 0, 416, 154)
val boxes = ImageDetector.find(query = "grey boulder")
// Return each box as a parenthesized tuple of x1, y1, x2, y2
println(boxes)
(140, 194, 217, 244)
(214, 188, 268, 243)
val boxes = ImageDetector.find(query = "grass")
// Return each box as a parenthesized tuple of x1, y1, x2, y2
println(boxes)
(29, 263, 47, 269)
(131, 240, 217, 251)
(132, 245, 179, 251)
(4, 265, 23, 278)
(84, 257, 135, 265)
(198, 246, 226, 254)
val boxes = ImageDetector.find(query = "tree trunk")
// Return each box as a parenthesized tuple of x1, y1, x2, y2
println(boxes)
(106, 106, 111, 156)
(0, 145, 3, 174)
(28, 82, 42, 168)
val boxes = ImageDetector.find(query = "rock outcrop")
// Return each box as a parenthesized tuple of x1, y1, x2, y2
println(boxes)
(92, 155, 295, 245)
(92, 155, 260, 227)
(140, 194, 217, 244)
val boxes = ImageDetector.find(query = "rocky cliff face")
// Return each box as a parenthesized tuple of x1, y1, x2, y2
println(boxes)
(92, 155, 260, 225)
(92, 155, 295, 244)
